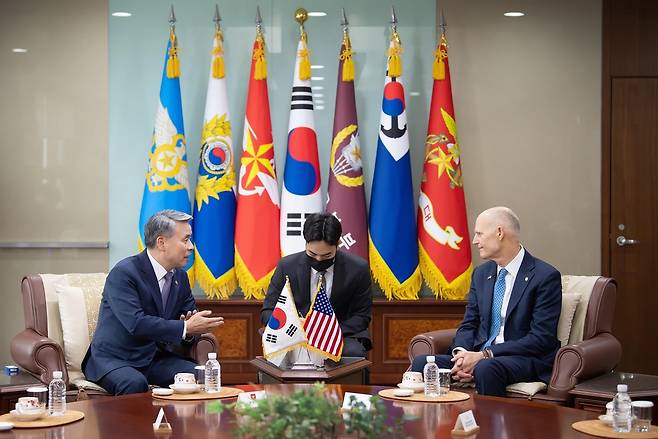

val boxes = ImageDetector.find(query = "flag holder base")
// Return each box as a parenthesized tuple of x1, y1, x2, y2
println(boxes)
(289, 346, 325, 370)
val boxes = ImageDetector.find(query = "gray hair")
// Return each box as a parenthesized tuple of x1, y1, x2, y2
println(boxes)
(144, 209, 192, 248)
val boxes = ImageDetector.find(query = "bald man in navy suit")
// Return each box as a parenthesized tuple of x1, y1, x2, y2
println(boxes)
(411, 207, 562, 397)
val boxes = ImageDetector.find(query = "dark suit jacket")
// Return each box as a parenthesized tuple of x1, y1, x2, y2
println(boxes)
(82, 251, 197, 382)
(261, 251, 373, 349)
(452, 250, 562, 382)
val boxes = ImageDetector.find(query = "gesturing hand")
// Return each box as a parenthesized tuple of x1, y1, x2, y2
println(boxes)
(185, 310, 224, 335)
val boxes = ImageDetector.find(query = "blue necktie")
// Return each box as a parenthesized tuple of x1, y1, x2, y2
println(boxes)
(484, 268, 508, 348)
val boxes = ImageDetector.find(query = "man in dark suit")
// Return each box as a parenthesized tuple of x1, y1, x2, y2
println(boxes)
(82, 210, 224, 395)
(261, 213, 372, 357)
(411, 207, 562, 396)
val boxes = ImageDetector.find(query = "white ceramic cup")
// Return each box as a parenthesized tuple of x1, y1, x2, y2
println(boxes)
(174, 372, 196, 385)
(402, 371, 423, 384)
(16, 397, 41, 413)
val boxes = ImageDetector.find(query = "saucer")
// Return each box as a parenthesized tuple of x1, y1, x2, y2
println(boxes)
(598, 414, 613, 426)
(152, 387, 174, 396)
(10, 409, 46, 422)
(169, 383, 200, 394)
(397, 382, 425, 392)
(0, 422, 14, 431)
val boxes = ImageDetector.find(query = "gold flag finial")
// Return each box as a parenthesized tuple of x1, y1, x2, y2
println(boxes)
(433, 12, 448, 80)
(339, 8, 354, 82)
(166, 5, 181, 78)
(211, 5, 225, 79)
(295, 8, 311, 80)
(253, 6, 267, 80)
(387, 6, 402, 78)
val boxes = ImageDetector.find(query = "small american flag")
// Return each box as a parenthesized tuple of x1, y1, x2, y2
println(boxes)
(303, 279, 343, 361)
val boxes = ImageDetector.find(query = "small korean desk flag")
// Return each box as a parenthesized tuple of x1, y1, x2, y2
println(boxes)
(262, 278, 307, 367)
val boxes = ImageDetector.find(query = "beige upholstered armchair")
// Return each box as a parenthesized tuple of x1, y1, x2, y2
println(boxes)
(11, 274, 218, 397)
(408, 276, 621, 404)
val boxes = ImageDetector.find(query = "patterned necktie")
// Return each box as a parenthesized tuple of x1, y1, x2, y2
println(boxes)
(318, 272, 326, 291)
(161, 271, 174, 309)
(484, 268, 508, 348)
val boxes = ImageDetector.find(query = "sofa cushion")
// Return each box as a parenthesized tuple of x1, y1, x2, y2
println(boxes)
(557, 293, 580, 347)
(53, 274, 105, 373)
(561, 276, 598, 344)
(506, 381, 547, 397)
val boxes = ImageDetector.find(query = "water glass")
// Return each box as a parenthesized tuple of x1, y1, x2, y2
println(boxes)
(26, 386, 48, 410)
(632, 401, 653, 432)
(437, 368, 451, 396)
(194, 365, 206, 390)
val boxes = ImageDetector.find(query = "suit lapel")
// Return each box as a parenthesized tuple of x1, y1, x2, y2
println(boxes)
(329, 252, 344, 307)
(481, 262, 497, 332)
(296, 254, 311, 316)
(138, 250, 165, 316)
(505, 251, 536, 318)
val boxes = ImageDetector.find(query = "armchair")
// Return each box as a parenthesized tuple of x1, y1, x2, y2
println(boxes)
(408, 276, 622, 404)
(11, 274, 218, 398)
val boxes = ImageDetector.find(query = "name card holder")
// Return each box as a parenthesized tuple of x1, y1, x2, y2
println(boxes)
(451, 410, 479, 436)
(237, 390, 267, 407)
(153, 408, 172, 435)
(341, 392, 372, 411)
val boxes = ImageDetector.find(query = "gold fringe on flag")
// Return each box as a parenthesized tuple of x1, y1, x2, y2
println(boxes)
(298, 31, 311, 81)
(253, 32, 267, 80)
(166, 30, 181, 79)
(212, 30, 225, 79)
(387, 31, 402, 78)
(368, 236, 422, 300)
(235, 249, 274, 299)
(432, 34, 448, 81)
(340, 33, 355, 82)
(194, 249, 237, 299)
(419, 243, 472, 300)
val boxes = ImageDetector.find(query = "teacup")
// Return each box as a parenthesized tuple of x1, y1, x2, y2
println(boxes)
(16, 397, 40, 413)
(174, 372, 196, 385)
(402, 371, 423, 384)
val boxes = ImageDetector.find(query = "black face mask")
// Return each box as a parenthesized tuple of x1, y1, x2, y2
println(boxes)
(306, 254, 335, 272)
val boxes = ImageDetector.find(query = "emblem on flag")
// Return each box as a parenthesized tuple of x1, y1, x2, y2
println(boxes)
(368, 21, 421, 300)
(138, 14, 194, 285)
(325, 12, 369, 262)
(418, 31, 472, 299)
(235, 19, 281, 299)
(193, 12, 237, 299)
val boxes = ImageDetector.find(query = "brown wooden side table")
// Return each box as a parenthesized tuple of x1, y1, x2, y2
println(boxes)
(569, 372, 658, 421)
(251, 356, 371, 384)
(0, 370, 41, 414)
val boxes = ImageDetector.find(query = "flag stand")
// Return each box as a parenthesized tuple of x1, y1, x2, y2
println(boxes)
(290, 345, 323, 370)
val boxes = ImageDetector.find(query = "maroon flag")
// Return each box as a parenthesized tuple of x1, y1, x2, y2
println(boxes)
(325, 28, 368, 261)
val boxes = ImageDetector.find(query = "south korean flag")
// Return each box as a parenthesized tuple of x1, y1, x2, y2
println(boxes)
(262, 277, 308, 366)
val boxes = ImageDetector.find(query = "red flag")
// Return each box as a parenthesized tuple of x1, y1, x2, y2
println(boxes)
(235, 31, 280, 299)
(418, 33, 472, 299)
(303, 282, 343, 361)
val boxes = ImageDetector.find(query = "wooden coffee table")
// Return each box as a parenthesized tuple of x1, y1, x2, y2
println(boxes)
(250, 356, 371, 384)
(9, 384, 598, 438)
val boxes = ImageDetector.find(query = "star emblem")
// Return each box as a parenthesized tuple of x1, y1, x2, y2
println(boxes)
(241, 131, 275, 186)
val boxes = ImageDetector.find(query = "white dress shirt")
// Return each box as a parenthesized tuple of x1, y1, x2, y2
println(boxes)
(146, 250, 187, 339)
(452, 246, 525, 355)
(309, 264, 334, 302)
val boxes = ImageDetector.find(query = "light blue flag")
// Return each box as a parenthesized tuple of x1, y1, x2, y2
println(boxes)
(368, 71, 421, 300)
(138, 34, 194, 283)
(192, 31, 237, 299)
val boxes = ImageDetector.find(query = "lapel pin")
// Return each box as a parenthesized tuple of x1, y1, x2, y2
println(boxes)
(487, 275, 493, 280)
(174, 280, 179, 286)
(524, 276, 528, 282)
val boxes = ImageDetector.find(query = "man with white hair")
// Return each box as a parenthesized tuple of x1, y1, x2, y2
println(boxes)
(411, 207, 562, 396)
(82, 210, 224, 395)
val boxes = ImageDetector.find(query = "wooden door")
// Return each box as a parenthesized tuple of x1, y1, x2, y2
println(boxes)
(609, 78, 658, 374)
